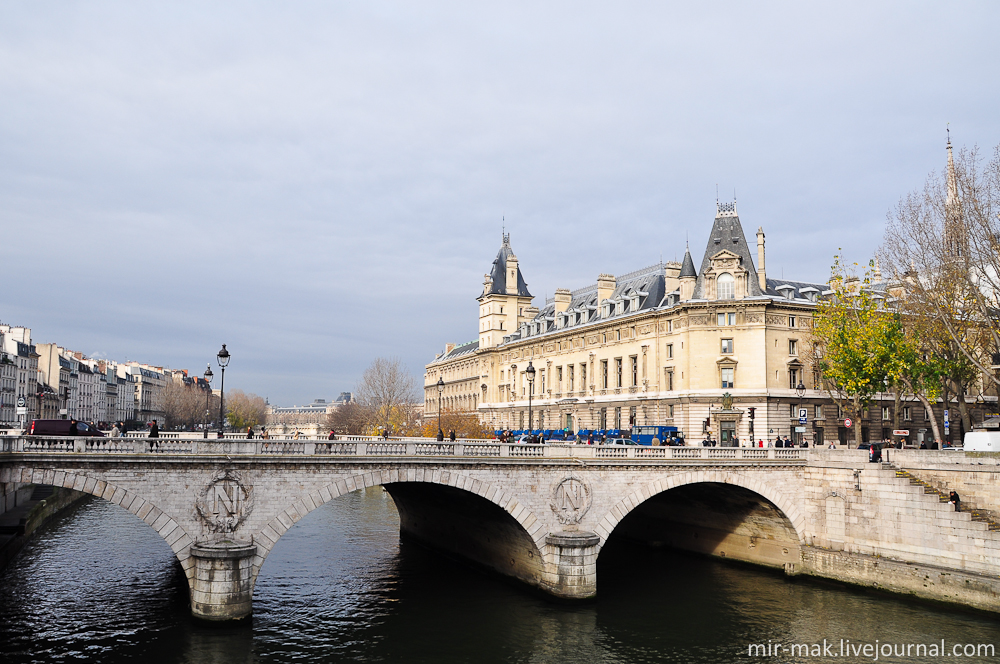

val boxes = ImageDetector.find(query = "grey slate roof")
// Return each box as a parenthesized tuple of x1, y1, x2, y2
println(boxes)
(483, 234, 532, 299)
(763, 278, 828, 299)
(679, 248, 697, 278)
(521, 263, 666, 338)
(438, 340, 479, 362)
(692, 204, 764, 299)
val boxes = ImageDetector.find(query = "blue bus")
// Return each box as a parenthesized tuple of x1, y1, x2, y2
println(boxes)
(630, 425, 682, 446)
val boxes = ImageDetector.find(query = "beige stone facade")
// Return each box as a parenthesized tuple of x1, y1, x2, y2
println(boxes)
(426, 204, 839, 443)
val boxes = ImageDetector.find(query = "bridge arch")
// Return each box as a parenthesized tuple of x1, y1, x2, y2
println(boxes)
(252, 468, 546, 575)
(12, 466, 196, 577)
(594, 469, 806, 548)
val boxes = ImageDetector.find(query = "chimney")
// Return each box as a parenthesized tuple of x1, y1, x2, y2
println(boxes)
(756, 227, 767, 291)
(505, 255, 519, 295)
(597, 273, 616, 304)
(554, 288, 572, 313)
(445, 343, 455, 355)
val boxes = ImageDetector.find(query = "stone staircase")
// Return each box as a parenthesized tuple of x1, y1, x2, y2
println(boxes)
(886, 464, 1000, 531)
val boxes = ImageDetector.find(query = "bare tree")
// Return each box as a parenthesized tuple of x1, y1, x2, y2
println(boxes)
(354, 357, 417, 435)
(881, 140, 1000, 390)
(162, 380, 212, 430)
(324, 402, 368, 435)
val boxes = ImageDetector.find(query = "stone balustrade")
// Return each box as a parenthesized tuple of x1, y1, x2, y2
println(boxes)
(0, 436, 809, 461)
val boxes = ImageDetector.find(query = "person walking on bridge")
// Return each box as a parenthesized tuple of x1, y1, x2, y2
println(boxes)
(949, 490, 961, 512)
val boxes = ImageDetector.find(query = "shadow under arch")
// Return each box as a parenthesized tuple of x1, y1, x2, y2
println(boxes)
(595, 470, 804, 570)
(254, 470, 547, 591)
(10, 467, 195, 577)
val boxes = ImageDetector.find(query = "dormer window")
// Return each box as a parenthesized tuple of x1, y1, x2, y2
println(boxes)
(799, 287, 819, 303)
(630, 295, 640, 311)
(776, 285, 795, 300)
(602, 303, 611, 318)
(717, 272, 735, 300)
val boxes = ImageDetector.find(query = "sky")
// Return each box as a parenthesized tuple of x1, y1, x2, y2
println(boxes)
(2, 2, 1000, 406)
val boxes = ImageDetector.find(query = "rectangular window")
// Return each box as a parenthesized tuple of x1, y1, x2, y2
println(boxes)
(790, 404, 797, 418)
(815, 405, 823, 419)
(789, 368, 798, 389)
(580, 364, 586, 388)
(667, 343, 673, 358)
(903, 406, 911, 421)
(667, 370, 674, 391)
(789, 315, 796, 328)
(568, 365, 574, 392)
(717, 313, 726, 326)
(721, 367, 734, 389)
(630, 356, 638, 386)
(668, 320, 673, 332)
(881, 406, 890, 420)
(669, 404, 675, 418)
(601, 360, 608, 388)
(615, 406, 622, 429)
(728, 312, 735, 326)
(721, 338, 733, 354)
(718, 312, 735, 326)
(789, 339, 798, 355)
(615, 358, 623, 387)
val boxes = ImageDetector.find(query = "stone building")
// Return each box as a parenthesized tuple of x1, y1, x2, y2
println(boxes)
(426, 207, 836, 443)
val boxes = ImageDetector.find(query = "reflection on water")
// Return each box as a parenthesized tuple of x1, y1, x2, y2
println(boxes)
(0, 487, 997, 663)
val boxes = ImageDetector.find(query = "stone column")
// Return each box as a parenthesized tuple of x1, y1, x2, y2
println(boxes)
(543, 532, 600, 599)
(189, 540, 258, 621)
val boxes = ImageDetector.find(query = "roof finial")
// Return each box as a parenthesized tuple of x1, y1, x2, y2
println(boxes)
(946, 126, 958, 207)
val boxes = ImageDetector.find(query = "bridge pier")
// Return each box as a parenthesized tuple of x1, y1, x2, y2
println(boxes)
(189, 540, 258, 622)
(542, 532, 600, 599)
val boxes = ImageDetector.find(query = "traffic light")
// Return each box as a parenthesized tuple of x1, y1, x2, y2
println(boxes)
(748, 407, 755, 419)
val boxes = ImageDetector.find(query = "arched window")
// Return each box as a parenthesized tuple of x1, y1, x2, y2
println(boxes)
(717, 272, 735, 300)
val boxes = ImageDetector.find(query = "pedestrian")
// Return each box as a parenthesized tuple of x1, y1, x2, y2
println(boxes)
(261, 427, 269, 440)
(246, 426, 254, 439)
(449, 429, 456, 442)
(293, 430, 300, 440)
(436, 429, 444, 442)
(120, 421, 128, 436)
(328, 429, 336, 440)
(109, 422, 120, 437)
(149, 420, 159, 450)
(949, 490, 961, 512)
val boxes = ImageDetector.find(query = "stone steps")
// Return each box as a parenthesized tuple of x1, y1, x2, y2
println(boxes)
(892, 467, 1000, 531)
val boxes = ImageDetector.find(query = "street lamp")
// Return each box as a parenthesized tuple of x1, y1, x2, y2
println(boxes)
(436, 376, 445, 440)
(203, 364, 213, 438)
(796, 381, 806, 446)
(526, 361, 536, 434)
(217, 345, 230, 435)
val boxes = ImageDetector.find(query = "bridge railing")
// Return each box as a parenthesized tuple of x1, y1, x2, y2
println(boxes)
(0, 436, 810, 460)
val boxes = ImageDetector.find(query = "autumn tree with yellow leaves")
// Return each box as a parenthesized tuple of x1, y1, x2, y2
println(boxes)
(811, 255, 906, 447)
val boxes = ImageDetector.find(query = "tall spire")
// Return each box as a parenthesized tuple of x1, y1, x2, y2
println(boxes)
(946, 125, 958, 208)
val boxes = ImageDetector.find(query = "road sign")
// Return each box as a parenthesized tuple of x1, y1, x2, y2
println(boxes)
(795, 426, 806, 433)
(892, 429, 910, 436)
(844, 418, 853, 428)
(16, 407, 27, 416)
(16, 395, 26, 408)
(798, 408, 808, 419)
(944, 409, 950, 422)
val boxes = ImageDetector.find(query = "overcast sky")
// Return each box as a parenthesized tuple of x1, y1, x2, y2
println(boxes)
(3, 2, 999, 405)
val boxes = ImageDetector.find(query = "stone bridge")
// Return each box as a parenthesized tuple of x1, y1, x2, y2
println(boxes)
(2, 436, 999, 620)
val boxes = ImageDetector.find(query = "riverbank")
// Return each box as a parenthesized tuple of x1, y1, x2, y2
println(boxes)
(0, 485, 88, 570)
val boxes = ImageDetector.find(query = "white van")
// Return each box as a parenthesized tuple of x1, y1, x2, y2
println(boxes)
(963, 431, 1000, 451)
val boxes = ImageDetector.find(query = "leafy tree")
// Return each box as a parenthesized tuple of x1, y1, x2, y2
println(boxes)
(225, 389, 268, 431)
(419, 408, 491, 439)
(812, 255, 904, 447)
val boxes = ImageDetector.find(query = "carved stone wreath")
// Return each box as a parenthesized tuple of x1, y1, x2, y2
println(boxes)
(195, 468, 255, 534)
(550, 477, 592, 525)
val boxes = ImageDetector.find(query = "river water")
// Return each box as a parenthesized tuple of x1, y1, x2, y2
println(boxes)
(0, 488, 997, 663)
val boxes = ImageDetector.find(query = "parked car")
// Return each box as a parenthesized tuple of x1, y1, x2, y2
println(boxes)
(604, 437, 635, 445)
(28, 419, 105, 437)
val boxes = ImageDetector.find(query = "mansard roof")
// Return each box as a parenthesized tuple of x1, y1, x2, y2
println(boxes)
(483, 233, 532, 299)
(692, 202, 764, 299)
(430, 339, 480, 364)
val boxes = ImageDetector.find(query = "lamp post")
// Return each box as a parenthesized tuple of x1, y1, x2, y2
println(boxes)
(436, 376, 444, 440)
(526, 361, 535, 435)
(796, 381, 806, 446)
(217, 345, 230, 435)
(203, 364, 213, 438)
